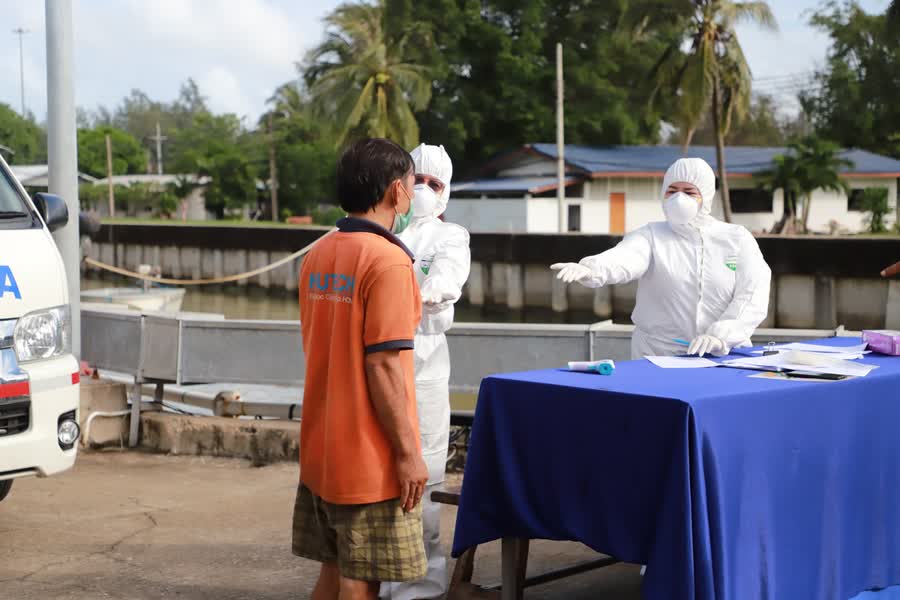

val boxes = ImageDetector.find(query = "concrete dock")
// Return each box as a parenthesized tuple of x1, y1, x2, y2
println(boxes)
(0, 452, 643, 599)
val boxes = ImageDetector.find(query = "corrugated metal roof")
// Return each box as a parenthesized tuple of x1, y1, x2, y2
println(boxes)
(452, 176, 581, 194)
(10, 164, 97, 185)
(93, 174, 210, 186)
(526, 144, 900, 176)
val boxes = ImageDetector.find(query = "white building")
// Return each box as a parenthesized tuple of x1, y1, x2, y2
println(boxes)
(10, 164, 97, 188)
(92, 173, 212, 221)
(446, 145, 900, 234)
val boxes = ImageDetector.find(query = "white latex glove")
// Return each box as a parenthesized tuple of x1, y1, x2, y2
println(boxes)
(688, 335, 727, 358)
(551, 263, 593, 284)
(421, 287, 445, 305)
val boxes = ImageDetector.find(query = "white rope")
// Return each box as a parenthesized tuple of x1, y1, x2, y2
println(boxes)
(83, 228, 336, 286)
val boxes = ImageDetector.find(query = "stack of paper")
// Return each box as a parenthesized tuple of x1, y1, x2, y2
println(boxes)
(645, 356, 719, 369)
(724, 350, 877, 378)
(754, 342, 869, 360)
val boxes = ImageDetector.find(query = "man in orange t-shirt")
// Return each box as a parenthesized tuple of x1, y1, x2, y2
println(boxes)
(293, 138, 429, 600)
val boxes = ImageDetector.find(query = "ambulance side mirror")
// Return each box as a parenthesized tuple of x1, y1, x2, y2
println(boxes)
(33, 193, 69, 233)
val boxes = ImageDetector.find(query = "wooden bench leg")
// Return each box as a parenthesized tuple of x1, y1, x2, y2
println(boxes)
(447, 545, 502, 600)
(501, 537, 529, 600)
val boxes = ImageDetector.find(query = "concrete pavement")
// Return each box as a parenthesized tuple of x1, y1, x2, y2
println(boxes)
(0, 452, 643, 599)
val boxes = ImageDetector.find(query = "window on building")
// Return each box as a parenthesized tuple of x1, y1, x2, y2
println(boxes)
(730, 188, 773, 213)
(567, 204, 581, 232)
(848, 189, 866, 211)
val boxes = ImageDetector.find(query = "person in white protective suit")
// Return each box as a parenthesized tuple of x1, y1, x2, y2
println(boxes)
(380, 144, 471, 600)
(551, 157, 771, 359)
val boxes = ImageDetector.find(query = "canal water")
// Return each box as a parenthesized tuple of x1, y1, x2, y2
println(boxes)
(80, 276, 604, 324)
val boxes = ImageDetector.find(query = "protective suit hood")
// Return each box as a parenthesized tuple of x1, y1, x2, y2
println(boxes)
(410, 143, 453, 220)
(661, 158, 717, 228)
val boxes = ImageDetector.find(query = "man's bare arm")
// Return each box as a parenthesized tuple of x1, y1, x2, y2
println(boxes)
(365, 349, 428, 512)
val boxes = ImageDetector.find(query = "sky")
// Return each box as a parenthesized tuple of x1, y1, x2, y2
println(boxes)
(0, 0, 890, 126)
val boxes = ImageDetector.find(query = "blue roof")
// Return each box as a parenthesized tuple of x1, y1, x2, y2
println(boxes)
(452, 176, 580, 194)
(525, 144, 900, 176)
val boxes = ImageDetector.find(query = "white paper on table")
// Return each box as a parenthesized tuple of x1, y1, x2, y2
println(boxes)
(751, 350, 867, 361)
(723, 351, 878, 378)
(768, 342, 869, 354)
(645, 356, 719, 369)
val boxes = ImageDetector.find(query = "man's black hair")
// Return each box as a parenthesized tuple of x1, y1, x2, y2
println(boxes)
(337, 138, 414, 214)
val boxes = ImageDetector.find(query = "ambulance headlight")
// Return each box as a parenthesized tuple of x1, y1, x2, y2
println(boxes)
(14, 305, 72, 362)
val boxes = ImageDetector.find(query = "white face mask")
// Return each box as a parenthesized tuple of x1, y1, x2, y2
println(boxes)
(663, 192, 701, 226)
(412, 184, 440, 218)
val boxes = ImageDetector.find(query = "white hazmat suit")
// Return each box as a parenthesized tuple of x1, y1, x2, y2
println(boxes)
(381, 144, 471, 600)
(553, 158, 771, 359)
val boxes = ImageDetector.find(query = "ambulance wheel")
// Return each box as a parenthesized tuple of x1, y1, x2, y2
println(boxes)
(0, 479, 12, 502)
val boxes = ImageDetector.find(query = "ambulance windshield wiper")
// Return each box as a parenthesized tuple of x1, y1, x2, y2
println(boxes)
(0, 211, 28, 219)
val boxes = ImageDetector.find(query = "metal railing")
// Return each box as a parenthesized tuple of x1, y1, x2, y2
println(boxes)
(81, 306, 858, 447)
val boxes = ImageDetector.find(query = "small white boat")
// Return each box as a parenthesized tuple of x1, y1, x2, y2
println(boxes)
(80, 287, 186, 313)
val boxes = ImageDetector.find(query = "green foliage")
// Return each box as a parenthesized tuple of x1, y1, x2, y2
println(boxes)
(79, 182, 176, 217)
(304, 1, 432, 149)
(671, 94, 806, 146)
(77, 126, 146, 178)
(84, 79, 211, 172)
(756, 135, 853, 233)
(860, 187, 891, 233)
(652, 0, 778, 221)
(801, 2, 900, 158)
(0, 103, 46, 163)
(312, 205, 346, 226)
(170, 113, 259, 216)
(380, 0, 684, 173)
(258, 83, 339, 216)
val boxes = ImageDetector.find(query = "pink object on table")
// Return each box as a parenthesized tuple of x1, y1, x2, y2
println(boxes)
(862, 330, 900, 356)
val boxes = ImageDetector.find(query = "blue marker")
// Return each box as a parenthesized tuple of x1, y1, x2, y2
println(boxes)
(673, 338, 690, 346)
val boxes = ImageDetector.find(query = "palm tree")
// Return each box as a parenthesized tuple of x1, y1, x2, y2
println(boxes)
(791, 136, 853, 233)
(653, 0, 777, 223)
(755, 136, 853, 234)
(755, 153, 802, 234)
(304, 1, 431, 149)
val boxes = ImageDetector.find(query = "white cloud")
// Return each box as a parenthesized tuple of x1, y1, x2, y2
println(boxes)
(121, 0, 303, 72)
(197, 65, 255, 120)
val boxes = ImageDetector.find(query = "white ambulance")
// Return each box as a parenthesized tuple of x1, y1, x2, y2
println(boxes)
(0, 156, 80, 503)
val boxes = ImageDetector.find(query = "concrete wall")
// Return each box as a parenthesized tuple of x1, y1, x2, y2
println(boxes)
(527, 197, 562, 232)
(87, 224, 900, 330)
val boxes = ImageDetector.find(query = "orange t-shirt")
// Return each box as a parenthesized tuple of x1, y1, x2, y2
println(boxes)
(298, 217, 422, 505)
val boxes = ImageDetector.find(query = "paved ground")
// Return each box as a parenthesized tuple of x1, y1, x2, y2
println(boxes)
(0, 451, 644, 599)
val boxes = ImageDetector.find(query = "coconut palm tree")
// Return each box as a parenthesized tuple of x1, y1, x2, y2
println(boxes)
(304, 1, 431, 149)
(791, 136, 853, 233)
(756, 152, 802, 234)
(756, 136, 853, 234)
(653, 0, 777, 223)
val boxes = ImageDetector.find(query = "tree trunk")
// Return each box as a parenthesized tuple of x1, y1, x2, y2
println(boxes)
(771, 190, 794, 234)
(267, 113, 279, 222)
(801, 192, 812, 233)
(711, 77, 733, 223)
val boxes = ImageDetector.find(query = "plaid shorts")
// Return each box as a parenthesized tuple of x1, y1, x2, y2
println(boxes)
(292, 482, 426, 582)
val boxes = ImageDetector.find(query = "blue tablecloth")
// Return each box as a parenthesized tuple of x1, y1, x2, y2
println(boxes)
(452, 338, 900, 600)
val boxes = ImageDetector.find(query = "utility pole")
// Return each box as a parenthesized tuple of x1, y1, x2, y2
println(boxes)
(267, 113, 279, 222)
(45, 0, 80, 355)
(556, 42, 566, 233)
(105, 134, 115, 217)
(149, 122, 167, 175)
(12, 27, 29, 117)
